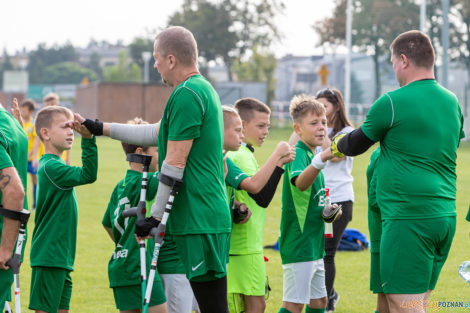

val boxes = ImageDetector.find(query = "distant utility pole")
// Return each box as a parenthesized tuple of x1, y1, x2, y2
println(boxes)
(441, 0, 449, 88)
(142, 51, 152, 83)
(345, 0, 353, 116)
(420, 0, 426, 32)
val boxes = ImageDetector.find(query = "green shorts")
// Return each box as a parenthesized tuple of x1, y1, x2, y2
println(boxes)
(29, 266, 72, 312)
(173, 232, 230, 282)
(156, 235, 186, 275)
(370, 252, 383, 294)
(380, 216, 456, 294)
(0, 269, 13, 308)
(113, 282, 166, 311)
(368, 208, 382, 251)
(227, 253, 266, 296)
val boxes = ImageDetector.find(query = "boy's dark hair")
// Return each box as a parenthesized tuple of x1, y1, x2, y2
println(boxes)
(289, 94, 326, 122)
(234, 98, 270, 122)
(121, 118, 151, 155)
(35, 106, 73, 141)
(390, 30, 435, 69)
(21, 99, 37, 111)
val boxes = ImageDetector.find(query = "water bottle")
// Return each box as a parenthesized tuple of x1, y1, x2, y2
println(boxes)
(324, 188, 333, 238)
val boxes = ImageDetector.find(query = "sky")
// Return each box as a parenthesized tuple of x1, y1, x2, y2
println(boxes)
(0, 0, 336, 57)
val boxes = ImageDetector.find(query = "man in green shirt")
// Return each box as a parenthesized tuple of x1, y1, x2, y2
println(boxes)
(29, 106, 98, 313)
(0, 100, 28, 308)
(334, 30, 465, 312)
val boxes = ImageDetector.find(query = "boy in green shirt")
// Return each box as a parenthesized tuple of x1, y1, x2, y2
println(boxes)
(279, 95, 339, 313)
(102, 118, 167, 313)
(29, 106, 98, 313)
(226, 98, 295, 313)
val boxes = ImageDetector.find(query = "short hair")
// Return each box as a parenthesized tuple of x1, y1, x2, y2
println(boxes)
(234, 98, 271, 122)
(43, 92, 60, 105)
(222, 105, 240, 129)
(155, 26, 198, 67)
(289, 94, 326, 122)
(121, 118, 151, 155)
(35, 106, 73, 141)
(390, 30, 435, 69)
(20, 99, 36, 111)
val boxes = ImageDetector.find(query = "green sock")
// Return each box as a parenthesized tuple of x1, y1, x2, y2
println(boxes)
(278, 308, 293, 313)
(305, 307, 325, 313)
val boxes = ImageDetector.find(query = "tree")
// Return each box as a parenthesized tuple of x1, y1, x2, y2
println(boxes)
(103, 50, 142, 83)
(315, 0, 419, 98)
(42, 62, 99, 84)
(86, 52, 103, 79)
(231, 46, 277, 105)
(128, 37, 162, 83)
(167, 0, 284, 80)
(27, 43, 79, 83)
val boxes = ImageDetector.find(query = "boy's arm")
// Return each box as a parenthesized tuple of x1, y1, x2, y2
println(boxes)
(43, 137, 98, 188)
(238, 141, 294, 194)
(31, 136, 41, 169)
(295, 149, 334, 191)
(247, 166, 284, 208)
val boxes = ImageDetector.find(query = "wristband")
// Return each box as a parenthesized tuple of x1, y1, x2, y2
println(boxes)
(311, 153, 326, 170)
(82, 118, 103, 136)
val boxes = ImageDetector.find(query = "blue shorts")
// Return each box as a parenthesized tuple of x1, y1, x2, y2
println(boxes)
(27, 161, 37, 175)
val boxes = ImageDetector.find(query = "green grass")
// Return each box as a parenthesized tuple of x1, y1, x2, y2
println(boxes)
(18, 129, 470, 312)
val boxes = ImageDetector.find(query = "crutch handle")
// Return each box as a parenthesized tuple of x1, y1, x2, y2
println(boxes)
(122, 207, 138, 218)
(6, 254, 20, 274)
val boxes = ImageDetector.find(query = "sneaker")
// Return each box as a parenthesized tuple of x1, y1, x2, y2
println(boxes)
(326, 290, 340, 312)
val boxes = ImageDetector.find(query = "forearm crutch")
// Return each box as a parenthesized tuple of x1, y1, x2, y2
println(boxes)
(4, 209, 31, 313)
(142, 177, 182, 313)
(121, 153, 153, 306)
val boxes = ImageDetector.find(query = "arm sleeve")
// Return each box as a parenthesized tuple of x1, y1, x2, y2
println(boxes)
(225, 158, 249, 189)
(248, 166, 284, 208)
(44, 137, 98, 188)
(289, 148, 308, 187)
(102, 185, 118, 227)
(146, 171, 160, 201)
(337, 128, 375, 156)
(0, 138, 13, 170)
(360, 94, 394, 142)
(110, 123, 159, 146)
(167, 88, 204, 141)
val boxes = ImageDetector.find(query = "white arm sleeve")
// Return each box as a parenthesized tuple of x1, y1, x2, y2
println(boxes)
(110, 123, 159, 146)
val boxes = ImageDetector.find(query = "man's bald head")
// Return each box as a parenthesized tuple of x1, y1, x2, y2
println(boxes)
(155, 26, 198, 67)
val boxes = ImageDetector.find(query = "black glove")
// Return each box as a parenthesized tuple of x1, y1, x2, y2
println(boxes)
(82, 118, 104, 136)
(135, 217, 160, 237)
(233, 203, 249, 224)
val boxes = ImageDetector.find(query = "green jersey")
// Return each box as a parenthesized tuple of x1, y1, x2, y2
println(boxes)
(102, 170, 159, 287)
(225, 156, 249, 212)
(0, 108, 28, 237)
(361, 79, 465, 220)
(367, 147, 381, 252)
(227, 144, 264, 254)
(158, 74, 230, 235)
(279, 141, 326, 265)
(30, 137, 98, 270)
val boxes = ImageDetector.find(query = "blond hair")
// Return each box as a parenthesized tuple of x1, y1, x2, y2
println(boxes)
(35, 106, 73, 141)
(222, 105, 240, 129)
(43, 92, 60, 106)
(289, 94, 326, 122)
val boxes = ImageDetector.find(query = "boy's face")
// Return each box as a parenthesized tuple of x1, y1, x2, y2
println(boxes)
(146, 146, 159, 172)
(294, 112, 327, 149)
(242, 111, 270, 147)
(20, 106, 33, 120)
(224, 115, 244, 152)
(42, 113, 74, 152)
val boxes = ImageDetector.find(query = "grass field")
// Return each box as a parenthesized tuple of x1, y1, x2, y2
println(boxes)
(17, 128, 470, 312)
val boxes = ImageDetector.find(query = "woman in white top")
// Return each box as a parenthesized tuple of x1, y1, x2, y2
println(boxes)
(315, 87, 354, 313)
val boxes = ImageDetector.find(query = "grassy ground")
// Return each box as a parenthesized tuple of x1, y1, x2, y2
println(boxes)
(17, 128, 470, 312)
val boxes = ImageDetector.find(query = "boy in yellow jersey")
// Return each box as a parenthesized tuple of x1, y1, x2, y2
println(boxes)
(31, 93, 69, 168)
(20, 99, 41, 210)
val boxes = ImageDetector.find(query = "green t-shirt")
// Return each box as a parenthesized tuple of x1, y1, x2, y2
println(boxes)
(367, 147, 381, 252)
(102, 170, 159, 287)
(30, 137, 98, 270)
(279, 141, 326, 265)
(361, 79, 465, 220)
(0, 107, 28, 249)
(225, 156, 249, 211)
(158, 74, 230, 235)
(227, 144, 264, 254)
